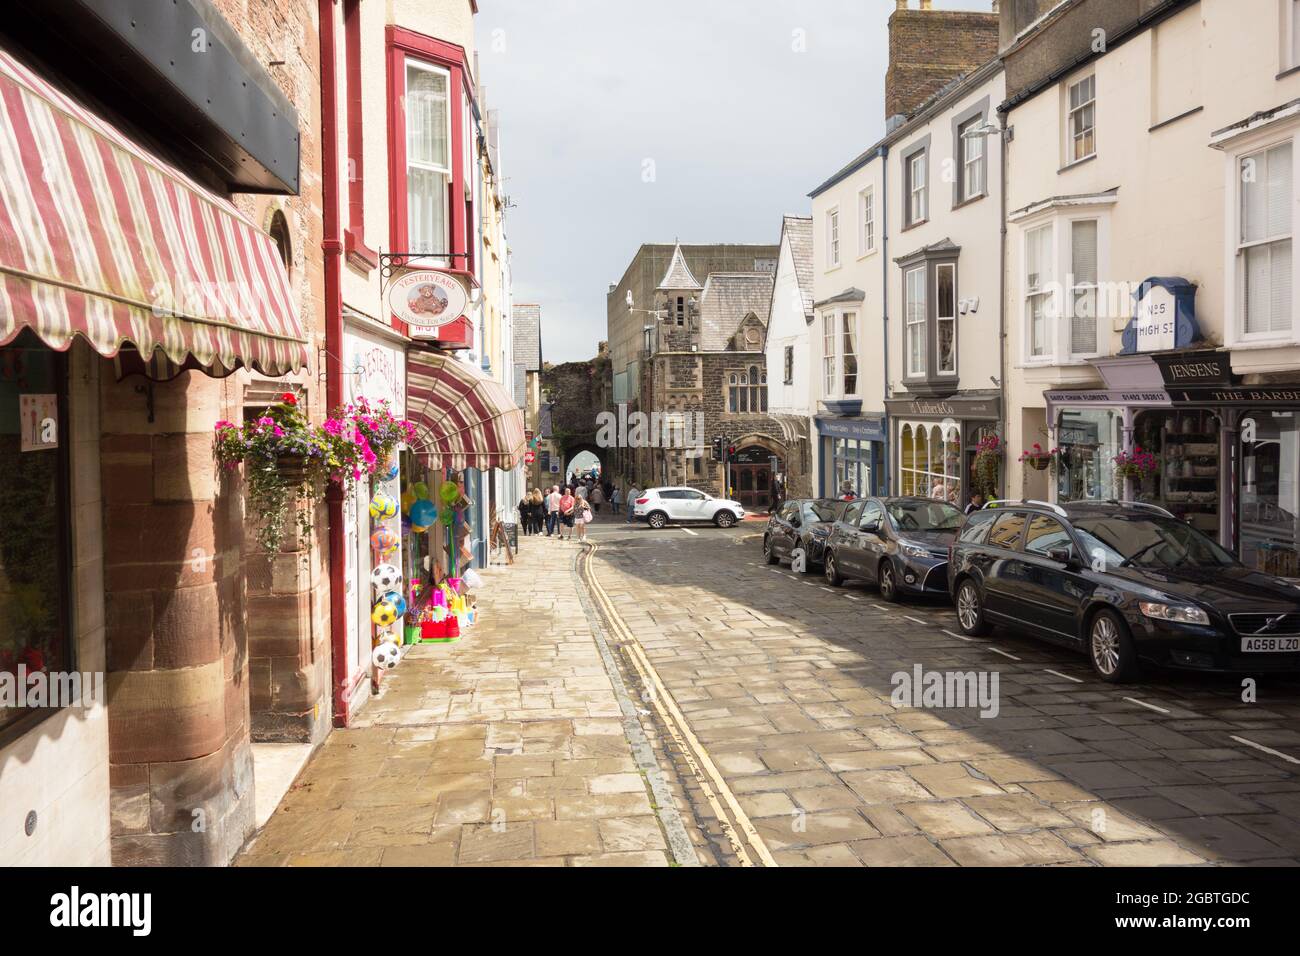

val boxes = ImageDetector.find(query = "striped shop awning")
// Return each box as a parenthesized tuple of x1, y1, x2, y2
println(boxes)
(0, 46, 307, 377)
(406, 348, 526, 471)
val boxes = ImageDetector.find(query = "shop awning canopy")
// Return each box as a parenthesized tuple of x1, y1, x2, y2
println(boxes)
(0, 47, 307, 377)
(406, 348, 526, 471)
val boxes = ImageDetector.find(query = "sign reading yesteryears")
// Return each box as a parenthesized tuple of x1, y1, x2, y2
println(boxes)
(388, 270, 469, 330)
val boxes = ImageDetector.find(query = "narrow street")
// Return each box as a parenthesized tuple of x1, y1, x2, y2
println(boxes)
(245, 513, 1300, 866)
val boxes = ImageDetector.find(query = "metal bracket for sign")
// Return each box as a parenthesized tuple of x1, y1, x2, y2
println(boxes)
(379, 251, 469, 285)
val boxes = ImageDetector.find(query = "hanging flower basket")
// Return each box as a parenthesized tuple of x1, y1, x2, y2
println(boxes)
(1113, 446, 1159, 481)
(1018, 443, 1061, 472)
(214, 392, 418, 558)
(970, 434, 1002, 498)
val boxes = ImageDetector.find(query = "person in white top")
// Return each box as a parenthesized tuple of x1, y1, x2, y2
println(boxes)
(625, 485, 640, 524)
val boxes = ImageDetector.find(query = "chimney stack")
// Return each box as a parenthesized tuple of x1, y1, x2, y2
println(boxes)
(885, 2, 1000, 123)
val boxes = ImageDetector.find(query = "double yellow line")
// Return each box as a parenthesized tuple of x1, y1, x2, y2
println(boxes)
(580, 542, 778, 867)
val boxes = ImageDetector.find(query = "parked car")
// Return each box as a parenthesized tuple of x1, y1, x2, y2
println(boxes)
(763, 498, 847, 571)
(948, 499, 1300, 682)
(632, 486, 746, 529)
(822, 496, 964, 601)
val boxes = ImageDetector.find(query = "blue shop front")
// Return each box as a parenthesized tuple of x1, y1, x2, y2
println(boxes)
(815, 413, 886, 499)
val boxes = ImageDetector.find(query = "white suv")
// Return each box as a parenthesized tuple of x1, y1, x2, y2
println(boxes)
(632, 487, 746, 529)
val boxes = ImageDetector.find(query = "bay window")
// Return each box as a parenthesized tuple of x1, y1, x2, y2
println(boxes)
(1239, 141, 1293, 337)
(821, 312, 835, 396)
(1070, 219, 1099, 355)
(406, 60, 451, 260)
(936, 263, 956, 375)
(1025, 224, 1054, 358)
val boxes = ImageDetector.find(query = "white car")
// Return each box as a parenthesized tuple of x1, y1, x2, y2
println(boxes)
(632, 486, 746, 529)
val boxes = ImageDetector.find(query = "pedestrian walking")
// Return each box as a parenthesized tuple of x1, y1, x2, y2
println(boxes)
(610, 485, 622, 515)
(590, 483, 605, 515)
(528, 488, 544, 534)
(518, 492, 533, 535)
(625, 483, 640, 523)
(965, 492, 986, 516)
(575, 495, 593, 542)
(545, 485, 560, 536)
(575, 481, 588, 502)
(559, 486, 577, 540)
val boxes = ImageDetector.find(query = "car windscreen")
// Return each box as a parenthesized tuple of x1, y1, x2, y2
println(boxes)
(1070, 515, 1238, 570)
(803, 501, 842, 523)
(886, 500, 964, 532)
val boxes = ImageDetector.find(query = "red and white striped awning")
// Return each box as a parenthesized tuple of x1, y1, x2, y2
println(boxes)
(406, 348, 526, 471)
(0, 47, 307, 377)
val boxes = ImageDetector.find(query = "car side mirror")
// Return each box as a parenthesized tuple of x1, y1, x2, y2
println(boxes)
(1047, 546, 1074, 565)
(861, 519, 881, 534)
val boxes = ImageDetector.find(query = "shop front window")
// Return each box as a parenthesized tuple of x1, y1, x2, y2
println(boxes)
(831, 439, 872, 498)
(1133, 408, 1221, 539)
(898, 421, 960, 504)
(1055, 408, 1120, 501)
(1240, 409, 1300, 574)
(1, 339, 71, 736)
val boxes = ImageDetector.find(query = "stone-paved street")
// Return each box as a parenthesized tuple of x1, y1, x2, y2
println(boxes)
(237, 529, 679, 867)
(242, 512, 1300, 866)
(585, 515, 1300, 867)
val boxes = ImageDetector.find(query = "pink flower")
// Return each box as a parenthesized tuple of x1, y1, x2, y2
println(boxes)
(273, 425, 284, 437)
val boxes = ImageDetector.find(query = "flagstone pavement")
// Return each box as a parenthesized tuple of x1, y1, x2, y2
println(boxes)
(236, 530, 672, 867)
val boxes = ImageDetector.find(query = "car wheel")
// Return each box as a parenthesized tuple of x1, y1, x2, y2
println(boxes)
(878, 561, 901, 603)
(954, 578, 990, 636)
(824, 551, 844, 587)
(715, 510, 736, 529)
(763, 535, 779, 565)
(647, 511, 668, 529)
(1088, 609, 1140, 683)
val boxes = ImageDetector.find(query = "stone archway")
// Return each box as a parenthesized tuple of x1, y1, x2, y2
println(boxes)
(559, 441, 604, 485)
(727, 434, 786, 510)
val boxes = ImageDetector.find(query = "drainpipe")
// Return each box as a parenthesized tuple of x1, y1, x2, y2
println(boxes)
(880, 144, 891, 496)
(998, 118, 1009, 500)
(319, 0, 352, 727)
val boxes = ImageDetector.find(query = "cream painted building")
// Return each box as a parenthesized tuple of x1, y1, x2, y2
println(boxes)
(1000, 0, 1300, 569)
(808, 5, 1003, 505)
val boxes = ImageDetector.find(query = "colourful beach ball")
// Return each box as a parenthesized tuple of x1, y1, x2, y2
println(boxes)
(369, 493, 397, 520)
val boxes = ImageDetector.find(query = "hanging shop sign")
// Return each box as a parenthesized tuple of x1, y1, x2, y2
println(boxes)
(388, 270, 469, 331)
(1120, 277, 1202, 354)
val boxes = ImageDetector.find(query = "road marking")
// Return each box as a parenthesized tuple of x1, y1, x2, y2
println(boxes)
(872, 604, 893, 612)
(1044, 668, 1085, 684)
(580, 542, 777, 867)
(942, 629, 976, 642)
(845, 595, 861, 601)
(1230, 735, 1300, 766)
(1123, 697, 1170, 714)
(680, 527, 699, 536)
(903, 615, 928, 626)
(820, 587, 836, 593)
(987, 647, 1022, 661)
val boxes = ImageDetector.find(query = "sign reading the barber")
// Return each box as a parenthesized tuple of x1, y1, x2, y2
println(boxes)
(388, 270, 469, 330)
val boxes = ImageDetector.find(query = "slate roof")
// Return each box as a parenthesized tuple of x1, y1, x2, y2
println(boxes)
(697, 272, 774, 352)
(782, 215, 814, 321)
(655, 243, 703, 291)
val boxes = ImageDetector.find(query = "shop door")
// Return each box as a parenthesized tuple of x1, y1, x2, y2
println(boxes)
(731, 463, 771, 509)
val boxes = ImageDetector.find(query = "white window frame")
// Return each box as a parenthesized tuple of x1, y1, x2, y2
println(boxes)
(905, 265, 927, 378)
(821, 311, 836, 396)
(1014, 204, 1114, 365)
(897, 421, 961, 503)
(405, 58, 453, 259)
(841, 311, 859, 396)
(1066, 73, 1096, 165)
(827, 207, 841, 269)
(908, 152, 928, 225)
(935, 262, 958, 376)
(1224, 130, 1299, 347)
(959, 118, 986, 201)
(1285, 0, 1300, 72)
(858, 186, 876, 256)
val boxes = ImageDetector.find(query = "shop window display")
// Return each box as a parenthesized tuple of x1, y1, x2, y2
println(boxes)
(898, 422, 960, 504)
(0, 338, 71, 734)
(1133, 408, 1221, 538)
(1055, 408, 1120, 501)
(1240, 410, 1300, 575)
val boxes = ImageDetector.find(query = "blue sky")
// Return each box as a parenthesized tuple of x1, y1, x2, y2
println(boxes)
(476, 0, 994, 362)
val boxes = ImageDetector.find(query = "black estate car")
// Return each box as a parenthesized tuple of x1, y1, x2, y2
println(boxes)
(823, 496, 964, 601)
(948, 499, 1300, 682)
(763, 498, 846, 572)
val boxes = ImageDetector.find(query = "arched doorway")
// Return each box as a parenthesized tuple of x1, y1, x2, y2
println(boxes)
(730, 443, 783, 510)
(561, 443, 604, 487)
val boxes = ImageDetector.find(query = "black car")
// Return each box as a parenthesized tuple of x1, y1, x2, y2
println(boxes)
(948, 499, 1300, 682)
(822, 496, 964, 601)
(763, 498, 846, 572)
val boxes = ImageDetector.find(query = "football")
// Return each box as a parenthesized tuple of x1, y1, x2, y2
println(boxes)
(371, 600, 398, 627)
(371, 563, 402, 592)
(371, 641, 400, 670)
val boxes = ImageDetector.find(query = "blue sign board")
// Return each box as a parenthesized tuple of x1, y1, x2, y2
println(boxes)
(815, 415, 886, 443)
(1120, 277, 1201, 354)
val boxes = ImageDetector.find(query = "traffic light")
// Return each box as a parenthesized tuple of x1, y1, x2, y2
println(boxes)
(727, 444, 737, 462)
(711, 436, 724, 462)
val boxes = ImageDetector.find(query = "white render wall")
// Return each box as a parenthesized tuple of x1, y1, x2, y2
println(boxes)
(766, 227, 813, 418)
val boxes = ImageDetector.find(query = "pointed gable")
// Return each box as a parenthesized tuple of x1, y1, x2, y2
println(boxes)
(656, 242, 703, 291)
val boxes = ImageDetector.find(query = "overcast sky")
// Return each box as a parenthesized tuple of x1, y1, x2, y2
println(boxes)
(475, 0, 994, 363)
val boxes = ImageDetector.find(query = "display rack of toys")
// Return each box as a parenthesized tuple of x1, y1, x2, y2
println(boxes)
(368, 456, 406, 672)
